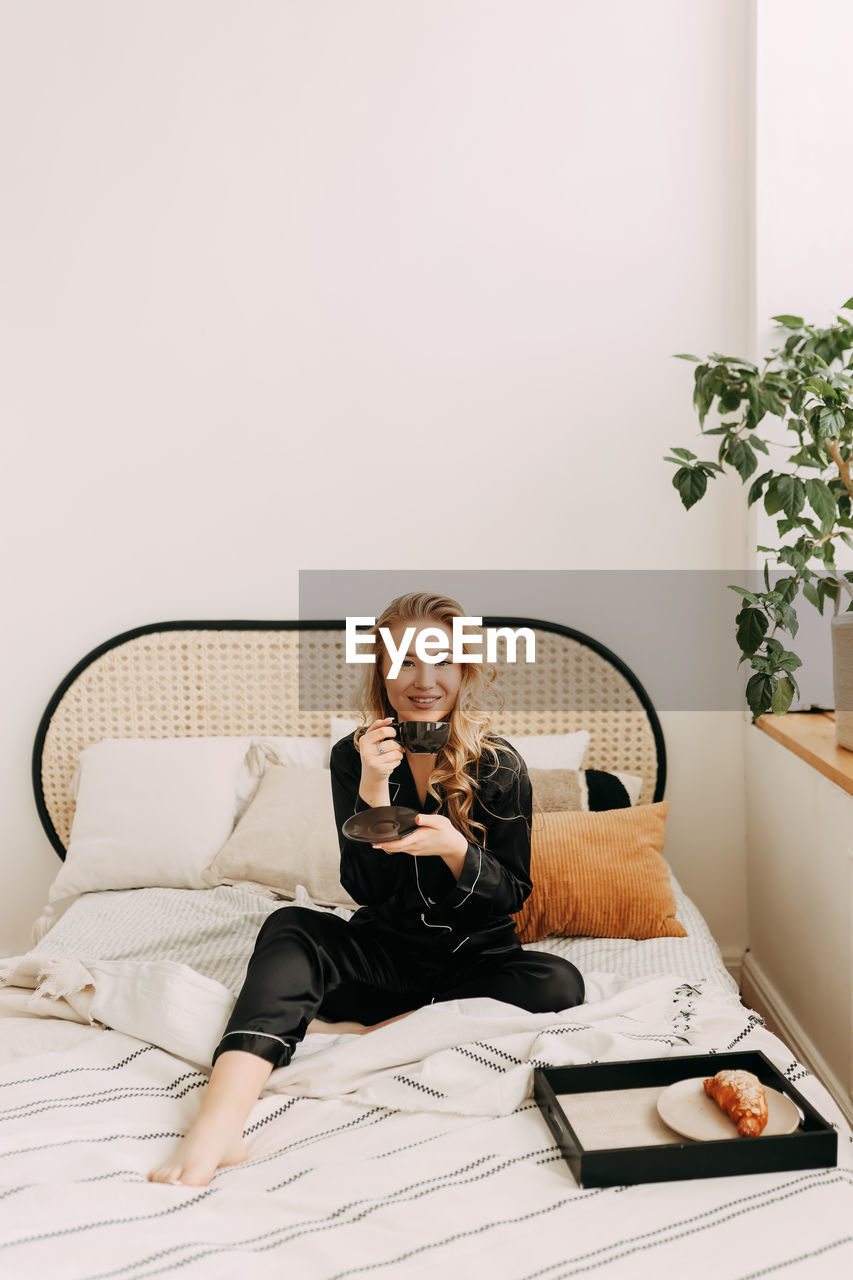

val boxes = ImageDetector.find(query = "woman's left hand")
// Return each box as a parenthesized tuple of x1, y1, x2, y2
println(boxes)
(373, 813, 467, 859)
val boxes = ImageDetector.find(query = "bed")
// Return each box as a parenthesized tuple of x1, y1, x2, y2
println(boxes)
(1, 617, 851, 1279)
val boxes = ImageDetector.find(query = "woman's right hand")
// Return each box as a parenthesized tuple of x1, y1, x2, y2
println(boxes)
(358, 717, 404, 785)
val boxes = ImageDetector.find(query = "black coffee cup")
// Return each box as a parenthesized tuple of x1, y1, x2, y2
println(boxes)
(389, 720, 451, 753)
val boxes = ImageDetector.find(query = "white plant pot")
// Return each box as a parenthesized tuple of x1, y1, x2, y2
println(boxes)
(831, 614, 853, 750)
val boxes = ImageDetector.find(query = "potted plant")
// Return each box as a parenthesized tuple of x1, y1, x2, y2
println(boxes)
(665, 298, 853, 737)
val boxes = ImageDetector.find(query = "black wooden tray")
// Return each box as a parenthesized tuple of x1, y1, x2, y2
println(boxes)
(534, 1051, 837, 1187)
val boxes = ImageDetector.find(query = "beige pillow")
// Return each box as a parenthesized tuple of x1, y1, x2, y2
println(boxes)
(204, 765, 356, 909)
(513, 802, 685, 942)
(529, 767, 643, 815)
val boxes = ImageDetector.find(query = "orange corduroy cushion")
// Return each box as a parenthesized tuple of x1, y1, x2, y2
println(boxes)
(513, 802, 686, 942)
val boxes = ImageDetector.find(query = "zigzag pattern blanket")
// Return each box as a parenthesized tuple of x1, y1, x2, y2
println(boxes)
(1, 956, 851, 1279)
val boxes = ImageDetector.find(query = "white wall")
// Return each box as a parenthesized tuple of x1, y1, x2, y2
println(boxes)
(754, 1, 853, 342)
(741, 0, 853, 1077)
(750, 0, 853, 683)
(1, 1, 752, 955)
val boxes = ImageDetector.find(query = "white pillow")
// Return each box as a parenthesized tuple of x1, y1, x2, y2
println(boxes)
(503, 731, 591, 770)
(615, 771, 643, 806)
(203, 765, 356, 908)
(234, 737, 337, 821)
(249, 736, 331, 769)
(330, 717, 360, 746)
(49, 737, 253, 903)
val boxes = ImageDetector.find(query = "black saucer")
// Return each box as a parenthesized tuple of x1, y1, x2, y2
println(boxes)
(342, 806, 420, 844)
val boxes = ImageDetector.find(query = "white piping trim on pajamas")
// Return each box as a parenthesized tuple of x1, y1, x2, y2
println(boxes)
(413, 859, 433, 910)
(419, 913, 452, 933)
(452, 845, 482, 907)
(217, 1024, 286, 1044)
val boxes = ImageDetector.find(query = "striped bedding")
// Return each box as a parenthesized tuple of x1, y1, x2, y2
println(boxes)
(26, 875, 737, 999)
(1, 885, 851, 1279)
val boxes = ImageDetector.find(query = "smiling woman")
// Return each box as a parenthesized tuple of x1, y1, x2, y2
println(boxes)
(381, 618, 464, 723)
(148, 591, 585, 1188)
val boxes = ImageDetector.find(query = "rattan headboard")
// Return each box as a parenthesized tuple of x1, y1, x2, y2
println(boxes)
(33, 617, 667, 858)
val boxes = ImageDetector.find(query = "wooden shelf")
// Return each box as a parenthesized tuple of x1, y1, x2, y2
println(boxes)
(755, 710, 853, 796)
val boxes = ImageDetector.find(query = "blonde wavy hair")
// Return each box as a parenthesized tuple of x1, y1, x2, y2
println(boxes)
(353, 592, 522, 845)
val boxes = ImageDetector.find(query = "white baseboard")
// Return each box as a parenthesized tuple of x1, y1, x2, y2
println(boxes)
(741, 951, 853, 1127)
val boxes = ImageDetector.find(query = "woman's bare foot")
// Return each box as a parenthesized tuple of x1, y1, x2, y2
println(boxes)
(148, 1117, 248, 1187)
(148, 1048, 273, 1187)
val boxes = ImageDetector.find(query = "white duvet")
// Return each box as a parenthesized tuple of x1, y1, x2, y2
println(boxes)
(1, 886, 852, 1279)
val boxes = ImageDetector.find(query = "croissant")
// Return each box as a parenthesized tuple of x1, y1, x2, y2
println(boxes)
(703, 1069, 768, 1136)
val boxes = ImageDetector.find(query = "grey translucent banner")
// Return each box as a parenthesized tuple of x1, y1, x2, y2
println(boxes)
(297, 569, 836, 713)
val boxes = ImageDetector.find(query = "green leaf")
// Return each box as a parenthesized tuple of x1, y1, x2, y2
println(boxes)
(840, 298, 853, 311)
(672, 466, 708, 510)
(781, 578, 800, 604)
(728, 585, 760, 605)
(819, 406, 845, 437)
(777, 516, 819, 538)
(746, 377, 763, 424)
(803, 580, 823, 612)
(788, 447, 824, 468)
(776, 646, 803, 672)
(673, 353, 702, 361)
(771, 314, 805, 329)
(771, 675, 795, 715)
(746, 673, 774, 718)
(726, 437, 758, 481)
(761, 388, 788, 418)
(735, 606, 769, 656)
(764, 478, 783, 516)
(748, 470, 773, 506)
(667, 447, 698, 461)
(693, 372, 715, 426)
(776, 474, 806, 520)
(805, 476, 837, 530)
(749, 434, 770, 455)
(778, 545, 807, 574)
(773, 605, 800, 639)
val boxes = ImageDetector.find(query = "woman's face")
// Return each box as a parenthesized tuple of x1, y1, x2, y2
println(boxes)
(381, 620, 463, 723)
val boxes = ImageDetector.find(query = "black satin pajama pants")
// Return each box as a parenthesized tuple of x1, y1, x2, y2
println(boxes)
(212, 905, 585, 1070)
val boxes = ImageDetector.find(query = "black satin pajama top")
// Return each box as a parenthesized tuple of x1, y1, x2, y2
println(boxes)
(329, 733, 533, 963)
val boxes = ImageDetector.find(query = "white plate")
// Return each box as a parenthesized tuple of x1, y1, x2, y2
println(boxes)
(656, 1077, 801, 1141)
